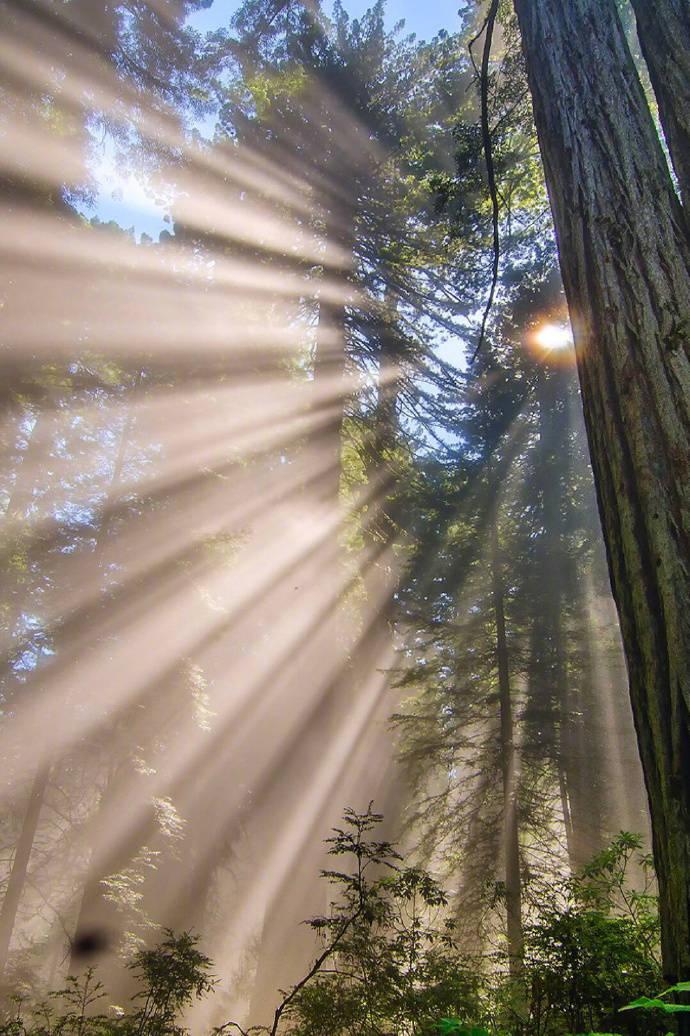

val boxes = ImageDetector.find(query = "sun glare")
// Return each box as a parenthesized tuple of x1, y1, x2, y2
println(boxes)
(0, 1, 654, 1028)
(534, 322, 573, 352)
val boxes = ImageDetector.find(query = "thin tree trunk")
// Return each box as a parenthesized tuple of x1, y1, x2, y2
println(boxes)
(0, 401, 60, 979)
(513, 0, 690, 984)
(70, 761, 157, 971)
(249, 260, 402, 1025)
(69, 401, 144, 967)
(311, 207, 353, 515)
(249, 231, 354, 1023)
(535, 370, 582, 869)
(489, 513, 523, 976)
(331, 288, 405, 860)
(539, 370, 606, 868)
(629, 0, 690, 208)
(312, 293, 347, 509)
(1, 388, 139, 976)
(0, 763, 51, 978)
(1, 402, 58, 666)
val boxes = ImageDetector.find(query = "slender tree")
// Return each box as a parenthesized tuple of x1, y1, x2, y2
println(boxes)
(489, 505, 523, 974)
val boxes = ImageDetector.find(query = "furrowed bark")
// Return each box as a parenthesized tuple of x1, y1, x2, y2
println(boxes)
(513, 0, 690, 984)
(629, 0, 690, 209)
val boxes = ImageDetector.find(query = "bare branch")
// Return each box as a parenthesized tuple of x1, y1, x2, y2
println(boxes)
(469, 0, 501, 364)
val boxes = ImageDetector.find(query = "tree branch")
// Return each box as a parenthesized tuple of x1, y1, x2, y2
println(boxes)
(469, 0, 501, 364)
(268, 905, 364, 1036)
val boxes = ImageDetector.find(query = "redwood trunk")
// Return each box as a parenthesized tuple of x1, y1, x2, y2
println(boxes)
(629, 0, 690, 207)
(513, 0, 690, 982)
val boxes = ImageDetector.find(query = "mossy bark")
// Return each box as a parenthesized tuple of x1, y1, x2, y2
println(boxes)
(513, 0, 690, 984)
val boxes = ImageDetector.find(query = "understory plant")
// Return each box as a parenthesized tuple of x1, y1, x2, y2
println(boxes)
(0, 816, 671, 1036)
(512, 832, 662, 1036)
(0, 931, 214, 1036)
(272, 820, 664, 1036)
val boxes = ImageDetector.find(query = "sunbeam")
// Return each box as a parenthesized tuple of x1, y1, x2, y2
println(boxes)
(0, 0, 667, 1032)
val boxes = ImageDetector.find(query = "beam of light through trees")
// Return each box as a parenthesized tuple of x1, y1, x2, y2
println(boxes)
(0, 0, 656, 1030)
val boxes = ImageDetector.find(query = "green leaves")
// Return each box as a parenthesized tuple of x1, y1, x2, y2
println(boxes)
(620, 996, 671, 1011)
(281, 808, 484, 1036)
(620, 981, 690, 1014)
(434, 1021, 488, 1036)
(0, 931, 216, 1036)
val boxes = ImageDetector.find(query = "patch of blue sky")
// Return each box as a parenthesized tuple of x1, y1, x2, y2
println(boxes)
(84, 138, 171, 242)
(188, 0, 463, 40)
(89, 189, 169, 242)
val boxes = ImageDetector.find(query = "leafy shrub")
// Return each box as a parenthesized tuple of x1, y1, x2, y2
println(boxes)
(0, 820, 668, 1036)
(503, 833, 662, 1036)
(0, 931, 214, 1036)
(276, 806, 485, 1036)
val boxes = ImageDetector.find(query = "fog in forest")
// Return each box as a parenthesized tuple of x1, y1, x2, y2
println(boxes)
(2, 2, 683, 1035)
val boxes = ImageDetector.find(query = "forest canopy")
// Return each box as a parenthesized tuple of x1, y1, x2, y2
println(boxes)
(0, 1, 688, 1035)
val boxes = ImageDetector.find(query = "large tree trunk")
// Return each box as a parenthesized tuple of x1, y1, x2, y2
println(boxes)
(629, 0, 690, 208)
(512, 0, 690, 985)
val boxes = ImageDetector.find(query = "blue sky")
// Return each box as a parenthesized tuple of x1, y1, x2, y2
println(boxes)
(189, 0, 464, 41)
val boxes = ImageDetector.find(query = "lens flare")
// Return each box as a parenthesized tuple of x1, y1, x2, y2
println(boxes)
(533, 322, 573, 352)
(0, 1, 650, 1027)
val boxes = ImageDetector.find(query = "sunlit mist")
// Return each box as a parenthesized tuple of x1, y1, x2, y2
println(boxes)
(0, 0, 652, 1032)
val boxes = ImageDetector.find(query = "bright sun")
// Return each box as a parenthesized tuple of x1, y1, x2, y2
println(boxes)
(534, 322, 573, 351)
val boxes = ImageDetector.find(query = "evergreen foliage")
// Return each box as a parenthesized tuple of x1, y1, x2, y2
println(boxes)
(0, 814, 665, 1036)
(0, 0, 688, 1028)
